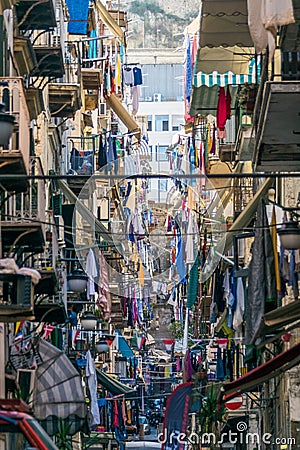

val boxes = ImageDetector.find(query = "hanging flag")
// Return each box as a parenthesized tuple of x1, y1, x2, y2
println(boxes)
(161, 382, 194, 450)
(137, 336, 146, 350)
(42, 324, 55, 340)
(106, 336, 115, 347)
(15, 322, 24, 336)
(217, 337, 228, 349)
(163, 339, 175, 353)
(183, 348, 193, 382)
(13, 330, 24, 353)
(72, 329, 81, 348)
(186, 256, 199, 308)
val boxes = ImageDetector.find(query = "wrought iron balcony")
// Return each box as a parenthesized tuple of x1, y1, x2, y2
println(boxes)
(66, 135, 99, 194)
(0, 157, 46, 255)
(32, 31, 64, 79)
(15, 0, 56, 31)
(0, 77, 31, 192)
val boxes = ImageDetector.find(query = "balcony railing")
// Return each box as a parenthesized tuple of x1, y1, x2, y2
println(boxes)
(1, 157, 46, 255)
(32, 30, 64, 78)
(67, 135, 100, 175)
(15, 0, 56, 31)
(0, 77, 30, 178)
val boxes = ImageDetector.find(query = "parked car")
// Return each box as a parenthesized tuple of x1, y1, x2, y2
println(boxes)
(139, 415, 151, 435)
(0, 410, 59, 450)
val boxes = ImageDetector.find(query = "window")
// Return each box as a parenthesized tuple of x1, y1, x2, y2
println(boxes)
(147, 115, 152, 132)
(172, 115, 183, 131)
(149, 145, 153, 161)
(155, 115, 169, 132)
(156, 145, 168, 161)
(158, 179, 168, 192)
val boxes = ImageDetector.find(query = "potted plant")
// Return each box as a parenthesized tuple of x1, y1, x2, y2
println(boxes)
(198, 384, 227, 448)
(237, 83, 258, 113)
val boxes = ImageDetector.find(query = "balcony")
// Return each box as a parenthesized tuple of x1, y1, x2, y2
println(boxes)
(15, 0, 56, 31)
(13, 36, 37, 76)
(25, 87, 44, 120)
(32, 32, 64, 79)
(253, 81, 300, 171)
(107, 10, 128, 29)
(279, 0, 300, 51)
(79, 36, 105, 111)
(0, 77, 31, 192)
(0, 274, 34, 321)
(67, 135, 99, 195)
(0, 158, 46, 256)
(48, 83, 81, 118)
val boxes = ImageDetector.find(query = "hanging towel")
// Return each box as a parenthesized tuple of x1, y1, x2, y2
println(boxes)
(216, 87, 227, 139)
(86, 350, 100, 427)
(86, 248, 98, 297)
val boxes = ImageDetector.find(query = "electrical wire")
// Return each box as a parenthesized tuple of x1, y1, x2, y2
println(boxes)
(0, 172, 299, 180)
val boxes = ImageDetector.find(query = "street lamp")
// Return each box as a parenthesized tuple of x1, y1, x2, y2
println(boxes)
(95, 337, 110, 354)
(67, 267, 88, 292)
(278, 220, 300, 250)
(80, 311, 97, 331)
(0, 102, 15, 147)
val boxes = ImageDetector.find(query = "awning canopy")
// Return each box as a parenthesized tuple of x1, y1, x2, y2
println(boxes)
(194, 69, 257, 88)
(95, 1, 124, 44)
(106, 93, 141, 139)
(33, 339, 87, 436)
(189, 84, 238, 116)
(200, 0, 253, 47)
(222, 342, 300, 399)
(195, 46, 254, 73)
(116, 330, 135, 358)
(252, 301, 300, 344)
(96, 369, 137, 398)
(186, 15, 200, 35)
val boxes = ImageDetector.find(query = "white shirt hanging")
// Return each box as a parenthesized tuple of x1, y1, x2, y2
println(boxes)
(86, 248, 98, 297)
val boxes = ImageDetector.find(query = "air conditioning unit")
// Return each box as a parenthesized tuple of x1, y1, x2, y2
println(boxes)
(153, 93, 162, 102)
(99, 102, 107, 116)
(54, 215, 65, 247)
(145, 96, 152, 102)
(17, 369, 35, 405)
(51, 35, 61, 47)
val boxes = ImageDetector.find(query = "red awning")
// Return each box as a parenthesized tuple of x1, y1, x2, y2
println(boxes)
(222, 342, 300, 399)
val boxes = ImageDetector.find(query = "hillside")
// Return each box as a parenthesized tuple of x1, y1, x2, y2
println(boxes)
(127, 0, 199, 49)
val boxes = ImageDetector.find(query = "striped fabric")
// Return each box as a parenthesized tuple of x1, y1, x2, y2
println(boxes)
(33, 339, 87, 434)
(138, 139, 150, 157)
(193, 58, 260, 88)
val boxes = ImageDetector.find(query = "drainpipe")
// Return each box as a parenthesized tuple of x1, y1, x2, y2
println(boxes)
(285, 399, 290, 450)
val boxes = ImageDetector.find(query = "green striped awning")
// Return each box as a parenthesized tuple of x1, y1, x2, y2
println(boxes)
(194, 58, 260, 88)
(193, 70, 257, 88)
